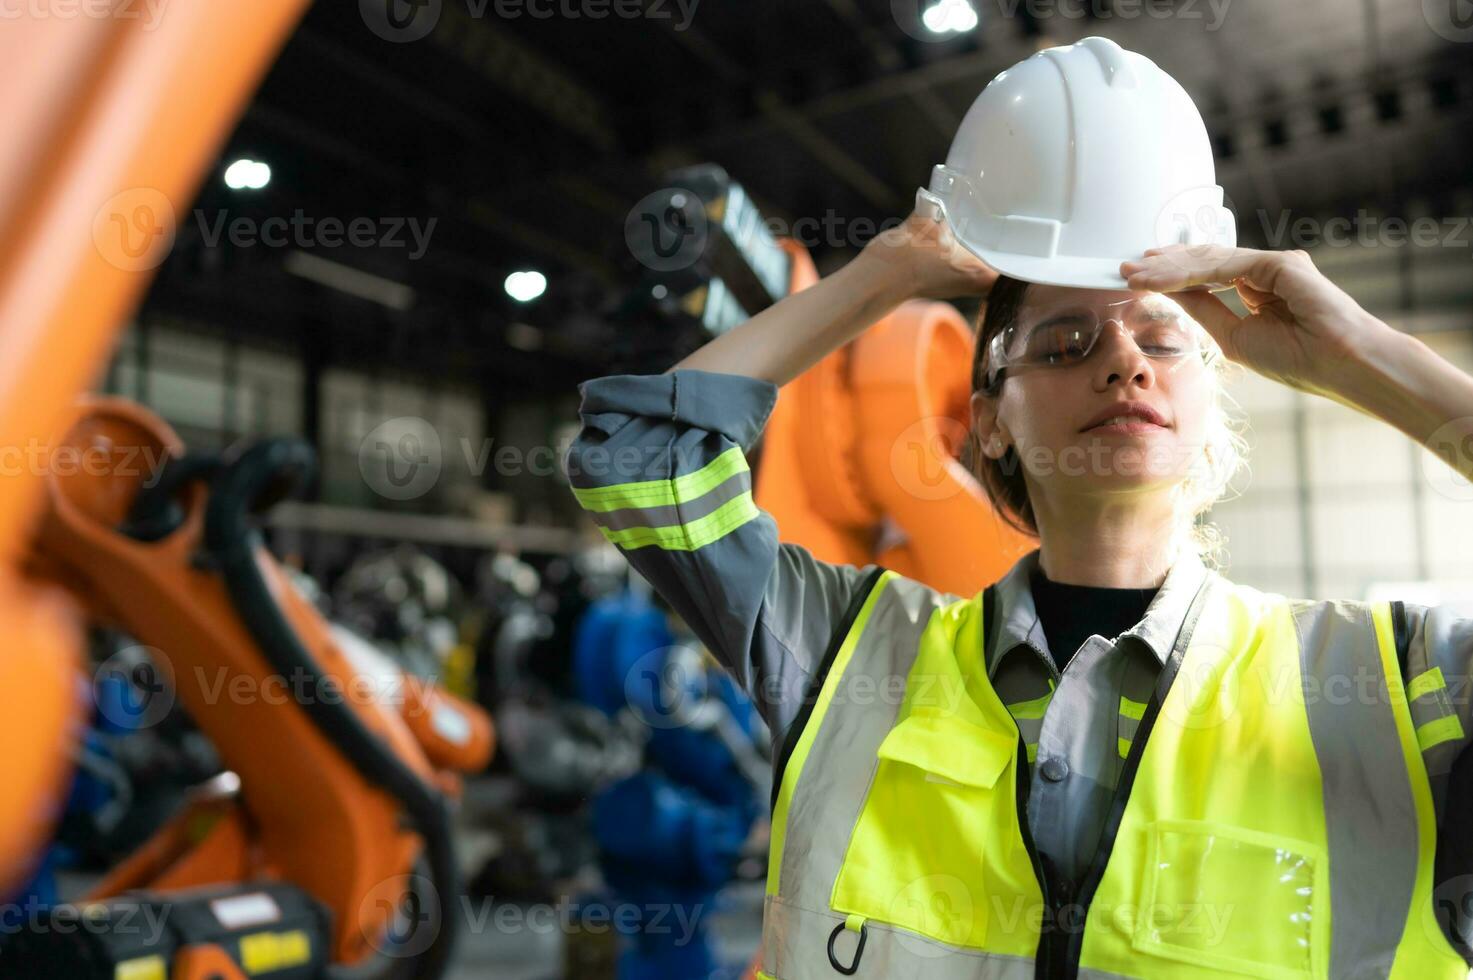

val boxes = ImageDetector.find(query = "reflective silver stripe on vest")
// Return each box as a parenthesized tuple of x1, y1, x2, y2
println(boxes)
(1293, 599, 1418, 980)
(762, 894, 1037, 980)
(776, 575, 943, 910)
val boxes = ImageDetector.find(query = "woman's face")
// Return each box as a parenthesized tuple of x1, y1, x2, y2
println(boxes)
(973, 285, 1215, 499)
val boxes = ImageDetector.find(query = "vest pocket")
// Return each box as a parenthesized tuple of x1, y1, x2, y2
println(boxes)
(1132, 818, 1328, 979)
(828, 710, 1016, 951)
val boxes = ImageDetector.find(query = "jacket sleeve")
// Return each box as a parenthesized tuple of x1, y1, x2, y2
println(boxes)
(1399, 604, 1473, 835)
(1400, 605, 1473, 776)
(562, 368, 879, 744)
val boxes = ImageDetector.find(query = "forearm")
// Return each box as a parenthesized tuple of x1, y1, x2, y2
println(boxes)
(668, 251, 911, 387)
(1332, 321, 1473, 481)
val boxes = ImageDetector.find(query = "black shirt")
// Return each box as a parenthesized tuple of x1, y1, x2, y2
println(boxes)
(1029, 566, 1160, 674)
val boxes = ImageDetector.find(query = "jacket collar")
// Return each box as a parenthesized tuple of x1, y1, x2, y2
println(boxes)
(986, 546, 1213, 680)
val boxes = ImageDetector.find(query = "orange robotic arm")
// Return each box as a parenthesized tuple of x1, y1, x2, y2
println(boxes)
(0, 3, 495, 978)
(30, 398, 493, 975)
(0, 0, 309, 924)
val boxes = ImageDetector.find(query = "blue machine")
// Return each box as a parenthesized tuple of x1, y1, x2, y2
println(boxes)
(572, 585, 765, 980)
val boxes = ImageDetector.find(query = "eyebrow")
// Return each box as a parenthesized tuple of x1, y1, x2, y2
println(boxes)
(1028, 303, 1178, 326)
(1022, 310, 1096, 333)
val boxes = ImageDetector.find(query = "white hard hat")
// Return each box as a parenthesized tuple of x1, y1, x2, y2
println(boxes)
(916, 36, 1236, 290)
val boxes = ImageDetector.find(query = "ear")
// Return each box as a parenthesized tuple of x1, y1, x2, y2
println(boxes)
(970, 389, 1010, 460)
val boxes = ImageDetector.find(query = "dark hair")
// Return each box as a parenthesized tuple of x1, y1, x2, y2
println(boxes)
(968, 274, 1038, 538)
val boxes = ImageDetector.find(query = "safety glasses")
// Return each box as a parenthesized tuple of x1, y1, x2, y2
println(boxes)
(985, 296, 1217, 388)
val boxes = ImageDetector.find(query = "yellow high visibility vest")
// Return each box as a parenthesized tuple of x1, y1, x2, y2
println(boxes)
(758, 569, 1468, 979)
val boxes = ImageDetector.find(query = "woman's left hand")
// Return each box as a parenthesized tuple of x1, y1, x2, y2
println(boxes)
(1119, 244, 1393, 397)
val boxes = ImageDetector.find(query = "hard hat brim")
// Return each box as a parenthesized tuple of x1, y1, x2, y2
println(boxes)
(964, 244, 1138, 292)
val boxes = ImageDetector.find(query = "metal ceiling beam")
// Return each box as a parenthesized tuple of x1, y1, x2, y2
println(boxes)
(696, 40, 1026, 153)
(293, 23, 662, 238)
(820, 0, 958, 139)
(429, 3, 618, 151)
(654, 14, 901, 210)
(294, 28, 510, 157)
(300, 15, 707, 267)
(1202, 24, 1283, 219)
(750, 90, 899, 209)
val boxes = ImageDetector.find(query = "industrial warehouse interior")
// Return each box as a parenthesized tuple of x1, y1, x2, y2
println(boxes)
(5, 1, 1473, 978)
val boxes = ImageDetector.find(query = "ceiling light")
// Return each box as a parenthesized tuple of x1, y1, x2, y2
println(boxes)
(922, 0, 979, 34)
(504, 270, 546, 303)
(224, 158, 272, 191)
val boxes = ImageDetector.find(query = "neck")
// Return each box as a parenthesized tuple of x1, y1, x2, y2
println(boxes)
(1029, 485, 1182, 588)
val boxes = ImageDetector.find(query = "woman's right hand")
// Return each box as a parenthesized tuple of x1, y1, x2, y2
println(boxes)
(670, 207, 997, 386)
(857, 208, 1001, 303)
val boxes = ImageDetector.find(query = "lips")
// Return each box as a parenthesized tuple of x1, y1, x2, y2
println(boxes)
(1081, 403, 1168, 432)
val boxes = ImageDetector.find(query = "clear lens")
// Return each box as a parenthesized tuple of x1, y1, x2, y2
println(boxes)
(991, 298, 1207, 381)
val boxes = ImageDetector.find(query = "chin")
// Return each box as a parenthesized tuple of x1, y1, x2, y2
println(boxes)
(1065, 438, 1189, 486)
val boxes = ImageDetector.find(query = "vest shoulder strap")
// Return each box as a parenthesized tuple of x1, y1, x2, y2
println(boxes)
(770, 564, 888, 812)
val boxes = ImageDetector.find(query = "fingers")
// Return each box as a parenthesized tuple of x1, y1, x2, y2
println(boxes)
(1167, 289, 1240, 351)
(1121, 244, 1285, 295)
(1234, 278, 1280, 314)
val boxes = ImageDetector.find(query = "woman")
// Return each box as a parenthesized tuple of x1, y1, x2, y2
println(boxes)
(566, 201, 1473, 976)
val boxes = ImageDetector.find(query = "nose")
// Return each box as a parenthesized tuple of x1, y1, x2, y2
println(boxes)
(1090, 319, 1155, 390)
